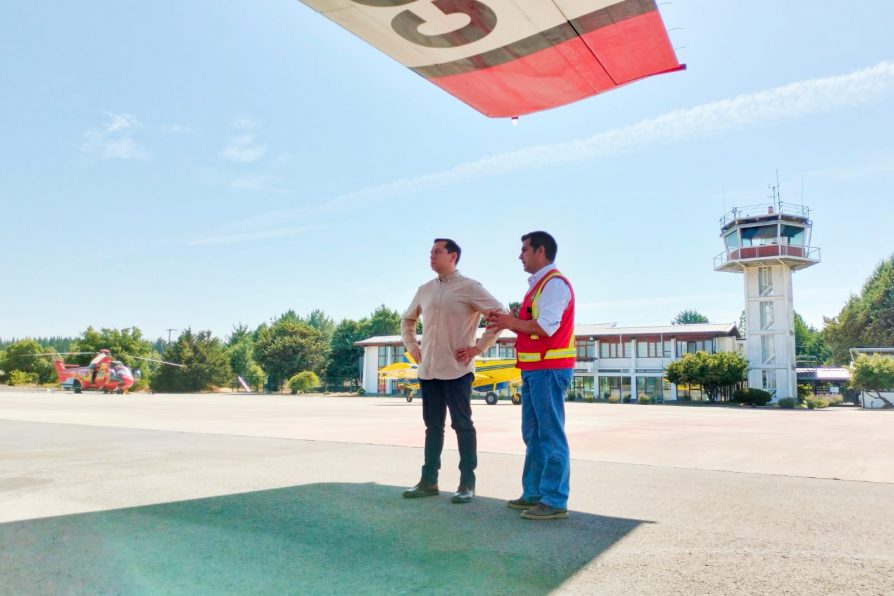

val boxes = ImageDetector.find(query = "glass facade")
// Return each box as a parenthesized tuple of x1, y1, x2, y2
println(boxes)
(741, 225, 777, 246)
(780, 225, 805, 246)
(570, 376, 595, 399)
(636, 376, 665, 402)
(599, 376, 632, 401)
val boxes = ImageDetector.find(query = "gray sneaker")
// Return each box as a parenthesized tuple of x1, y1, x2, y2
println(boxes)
(520, 503, 569, 520)
(451, 486, 475, 504)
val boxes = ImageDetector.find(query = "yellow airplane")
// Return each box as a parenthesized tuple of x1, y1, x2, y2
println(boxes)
(378, 353, 521, 405)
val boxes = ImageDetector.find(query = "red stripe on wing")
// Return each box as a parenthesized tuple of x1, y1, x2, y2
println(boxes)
(427, 11, 682, 118)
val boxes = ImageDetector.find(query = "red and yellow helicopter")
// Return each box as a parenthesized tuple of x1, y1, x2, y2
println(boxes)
(50, 349, 182, 394)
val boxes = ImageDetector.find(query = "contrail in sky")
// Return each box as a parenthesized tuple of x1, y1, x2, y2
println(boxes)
(192, 60, 894, 245)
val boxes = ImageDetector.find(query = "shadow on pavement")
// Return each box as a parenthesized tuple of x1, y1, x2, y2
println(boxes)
(1, 483, 646, 594)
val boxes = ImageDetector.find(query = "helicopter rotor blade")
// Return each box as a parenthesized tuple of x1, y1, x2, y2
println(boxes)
(131, 356, 185, 368)
(17, 351, 95, 357)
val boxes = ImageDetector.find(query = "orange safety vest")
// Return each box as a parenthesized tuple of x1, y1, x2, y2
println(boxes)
(515, 269, 575, 370)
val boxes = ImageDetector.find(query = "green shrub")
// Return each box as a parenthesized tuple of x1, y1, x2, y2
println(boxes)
(288, 371, 321, 394)
(778, 397, 797, 409)
(797, 384, 814, 399)
(607, 395, 621, 404)
(805, 396, 830, 409)
(8, 370, 38, 386)
(357, 387, 366, 396)
(826, 394, 844, 406)
(637, 395, 653, 404)
(733, 387, 773, 406)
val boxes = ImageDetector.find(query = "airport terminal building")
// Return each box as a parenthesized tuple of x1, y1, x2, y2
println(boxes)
(355, 323, 741, 401)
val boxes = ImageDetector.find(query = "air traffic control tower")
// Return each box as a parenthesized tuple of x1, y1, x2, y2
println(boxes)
(715, 201, 820, 400)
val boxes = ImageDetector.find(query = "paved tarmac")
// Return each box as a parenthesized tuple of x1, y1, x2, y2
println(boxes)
(1, 390, 892, 595)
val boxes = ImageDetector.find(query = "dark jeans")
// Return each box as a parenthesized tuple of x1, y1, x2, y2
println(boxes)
(419, 373, 477, 487)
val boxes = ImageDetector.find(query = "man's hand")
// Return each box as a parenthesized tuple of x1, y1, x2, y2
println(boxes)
(454, 346, 481, 365)
(486, 309, 514, 331)
(409, 347, 422, 364)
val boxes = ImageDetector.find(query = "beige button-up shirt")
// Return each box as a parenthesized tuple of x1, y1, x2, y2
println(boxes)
(401, 270, 505, 380)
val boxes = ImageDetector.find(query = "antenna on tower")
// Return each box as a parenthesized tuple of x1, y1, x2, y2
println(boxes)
(776, 170, 781, 210)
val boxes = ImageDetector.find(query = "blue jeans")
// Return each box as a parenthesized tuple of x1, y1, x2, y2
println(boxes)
(520, 368, 572, 509)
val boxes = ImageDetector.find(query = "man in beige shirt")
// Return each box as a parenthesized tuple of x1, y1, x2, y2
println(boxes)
(400, 238, 505, 504)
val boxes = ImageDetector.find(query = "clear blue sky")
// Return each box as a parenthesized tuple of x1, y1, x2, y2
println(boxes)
(2, 1, 892, 342)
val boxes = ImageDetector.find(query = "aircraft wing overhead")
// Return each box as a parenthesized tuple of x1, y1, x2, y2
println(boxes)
(298, 0, 683, 117)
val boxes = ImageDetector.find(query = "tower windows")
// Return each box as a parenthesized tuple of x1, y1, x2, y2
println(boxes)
(758, 266, 774, 296)
(760, 301, 775, 330)
(761, 335, 776, 364)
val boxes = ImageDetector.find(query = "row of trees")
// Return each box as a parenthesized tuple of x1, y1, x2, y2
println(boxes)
(0, 305, 403, 393)
(3, 255, 892, 393)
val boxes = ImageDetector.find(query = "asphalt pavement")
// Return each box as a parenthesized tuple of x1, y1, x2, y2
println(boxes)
(1, 390, 892, 595)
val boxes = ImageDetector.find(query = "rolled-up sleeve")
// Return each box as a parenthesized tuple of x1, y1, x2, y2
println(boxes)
(400, 290, 422, 353)
(468, 282, 506, 353)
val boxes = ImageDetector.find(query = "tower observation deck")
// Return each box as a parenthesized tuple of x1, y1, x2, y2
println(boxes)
(715, 202, 820, 272)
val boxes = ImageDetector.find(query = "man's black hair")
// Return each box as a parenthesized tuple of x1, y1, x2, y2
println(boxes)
(434, 238, 461, 264)
(521, 231, 557, 262)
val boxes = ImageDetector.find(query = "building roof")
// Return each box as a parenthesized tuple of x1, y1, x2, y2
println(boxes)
(796, 367, 851, 381)
(354, 322, 739, 347)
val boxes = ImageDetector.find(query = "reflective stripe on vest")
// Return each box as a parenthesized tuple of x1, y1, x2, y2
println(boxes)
(517, 347, 576, 362)
(528, 270, 565, 340)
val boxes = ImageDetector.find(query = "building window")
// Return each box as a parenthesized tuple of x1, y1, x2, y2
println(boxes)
(483, 346, 498, 358)
(676, 383, 705, 402)
(391, 345, 404, 364)
(575, 338, 596, 361)
(598, 376, 631, 401)
(636, 341, 661, 358)
(724, 230, 741, 249)
(758, 266, 773, 296)
(663, 340, 673, 358)
(378, 347, 388, 368)
(762, 370, 777, 394)
(761, 335, 776, 364)
(760, 301, 775, 330)
(742, 225, 778, 247)
(780, 225, 805, 246)
(676, 339, 715, 357)
(636, 377, 664, 402)
(498, 344, 516, 359)
(600, 341, 629, 358)
(571, 376, 594, 399)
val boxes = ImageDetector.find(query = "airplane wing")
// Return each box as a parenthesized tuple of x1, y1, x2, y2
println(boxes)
(298, 0, 683, 117)
(472, 358, 521, 388)
(378, 361, 419, 380)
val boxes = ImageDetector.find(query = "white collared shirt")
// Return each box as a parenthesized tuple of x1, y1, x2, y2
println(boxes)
(527, 264, 571, 337)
